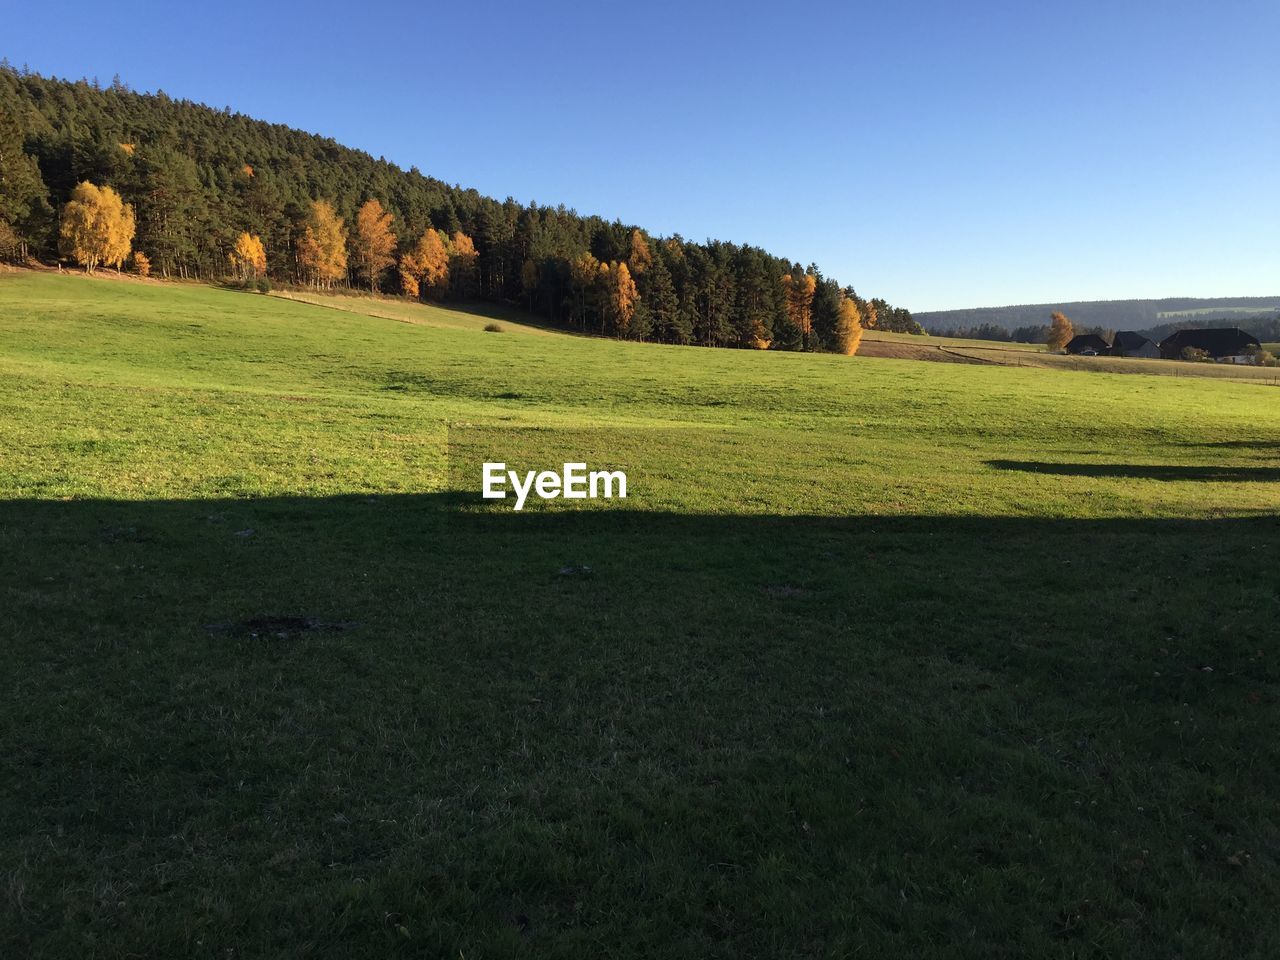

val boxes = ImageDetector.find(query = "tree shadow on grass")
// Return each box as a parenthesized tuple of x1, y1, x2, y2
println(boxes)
(2, 494, 1279, 957)
(988, 459, 1280, 481)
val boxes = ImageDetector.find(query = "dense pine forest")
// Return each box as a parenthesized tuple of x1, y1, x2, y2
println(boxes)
(0, 66, 919, 351)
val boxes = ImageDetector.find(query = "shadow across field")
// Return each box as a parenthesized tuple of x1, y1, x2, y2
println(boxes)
(3, 494, 1279, 958)
(988, 459, 1280, 482)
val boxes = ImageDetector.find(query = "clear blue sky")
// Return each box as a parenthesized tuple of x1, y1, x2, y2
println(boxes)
(6, 0, 1277, 311)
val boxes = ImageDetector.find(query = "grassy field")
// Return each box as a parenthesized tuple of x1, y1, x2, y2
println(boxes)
(2, 271, 1278, 958)
(271, 287, 559, 336)
(864, 328, 1047, 352)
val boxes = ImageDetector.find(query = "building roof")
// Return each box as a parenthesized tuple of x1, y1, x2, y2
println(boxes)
(1112, 331, 1154, 351)
(1159, 328, 1261, 358)
(1065, 333, 1110, 353)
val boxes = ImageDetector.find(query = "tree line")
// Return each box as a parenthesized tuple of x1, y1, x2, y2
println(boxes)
(929, 322, 1062, 344)
(932, 318, 1111, 346)
(0, 66, 919, 352)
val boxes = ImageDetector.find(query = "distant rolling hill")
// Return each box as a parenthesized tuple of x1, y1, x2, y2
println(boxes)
(916, 296, 1280, 333)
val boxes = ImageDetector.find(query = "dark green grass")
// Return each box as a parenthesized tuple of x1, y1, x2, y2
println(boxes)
(5, 495, 1278, 957)
(2, 273, 1279, 957)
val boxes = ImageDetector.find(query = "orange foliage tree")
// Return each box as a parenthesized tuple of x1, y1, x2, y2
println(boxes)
(834, 294, 863, 356)
(628, 229, 652, 276)
(1048, 311, 1074, 351)
(601, 261, 638, 336)
(297, 200, 347, 289)
(351, 199, 396, 292)
(399, 228, 450, 299)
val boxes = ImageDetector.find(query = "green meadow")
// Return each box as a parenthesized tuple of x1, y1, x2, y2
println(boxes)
(3, 271, 1278, 958)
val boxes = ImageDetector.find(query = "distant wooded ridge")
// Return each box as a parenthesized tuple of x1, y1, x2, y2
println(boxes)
(926, 312, 1280, 349)
(0, 65, 916, 354)
(917, 297, 1280, 334)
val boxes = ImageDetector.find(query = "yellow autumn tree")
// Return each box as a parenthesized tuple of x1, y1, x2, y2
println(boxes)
(601, 261, 638, 336)
(422, 231, 450, 292)
(628, 229, 652, 276)
(781, 271, 816, 337)
(350, 199, 397, 293)
(834, 294, 864, 356)
(59, 182, 135, 273)
(399, 228, 450, 299)
(229, 231, 266, 280)
(132, 251, 151, 278)
(399, 267, 420, 299)
(862, 299, 879, 330)
(447, 230, 478, 298)
(298, 200, 346, 289)
(1048, 311, 1074, 351)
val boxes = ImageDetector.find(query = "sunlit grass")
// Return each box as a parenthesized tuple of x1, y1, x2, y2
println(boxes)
(2, 271, 1278, 958)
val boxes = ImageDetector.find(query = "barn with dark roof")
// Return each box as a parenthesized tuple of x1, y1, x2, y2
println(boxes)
(1159, 328, 1261, 362)
(1064, 333, 1111, 356)
(1111, 331, 1159, 359)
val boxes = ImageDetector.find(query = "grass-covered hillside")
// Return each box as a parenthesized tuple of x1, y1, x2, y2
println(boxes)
(3, 271, 1278, 958)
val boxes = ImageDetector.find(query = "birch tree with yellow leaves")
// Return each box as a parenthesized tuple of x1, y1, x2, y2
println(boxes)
(58, 182, 135, 273)
(229, 232, 266, 280)
(297, 200, 346, 289)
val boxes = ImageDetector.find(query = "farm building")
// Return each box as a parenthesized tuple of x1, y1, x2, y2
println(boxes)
(1065, 333, 1111, 356)
(1110, 331, 1160, 358)
(1159, 328, 1261, 362)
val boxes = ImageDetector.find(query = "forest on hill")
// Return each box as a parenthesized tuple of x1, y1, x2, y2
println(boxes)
(0, 66, 918, 352)
(916, 296, 1280, 336)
